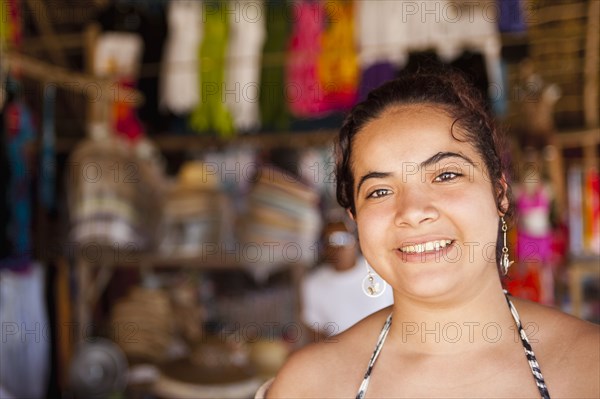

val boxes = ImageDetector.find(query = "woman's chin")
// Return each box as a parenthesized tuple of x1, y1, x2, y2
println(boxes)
(396, 270, 467, 301)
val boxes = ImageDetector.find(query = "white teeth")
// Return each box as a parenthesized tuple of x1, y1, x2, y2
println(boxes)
(400, 240, 452, 254)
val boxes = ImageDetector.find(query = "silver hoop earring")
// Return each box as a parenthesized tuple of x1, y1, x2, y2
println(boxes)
(501, 217, 514, 276)
(362, 262, 387, 298)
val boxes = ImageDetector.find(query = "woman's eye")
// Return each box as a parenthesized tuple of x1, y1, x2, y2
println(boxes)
(434, 172, 461, 182)
(367, 188, 390, 199)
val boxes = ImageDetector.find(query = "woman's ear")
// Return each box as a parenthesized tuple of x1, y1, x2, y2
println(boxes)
(346, 208, 355, 222)
(498, 174, 510, 216)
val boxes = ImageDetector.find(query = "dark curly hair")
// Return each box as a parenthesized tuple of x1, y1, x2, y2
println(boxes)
(335, 70, 512, 220)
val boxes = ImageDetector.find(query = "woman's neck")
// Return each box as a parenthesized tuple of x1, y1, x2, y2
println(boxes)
(387, 275, 516, 355)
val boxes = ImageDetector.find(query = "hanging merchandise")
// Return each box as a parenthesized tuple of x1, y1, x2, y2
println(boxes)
(515, 161, 556, 305)
(0, 0, 24, 259)
(1, 0, 23, 108)
(354, 1, 406, 100)
(0, 106, 9, 260)
(157, 160, 233, 258)
(96, 2, 149, 142)
(316, 0, 358, 111)
(40, 83, 56, 211)
(259, 0, 292, 131)
(160, 0, 203, 115)
(355, 0, 408, 70)
(3, 0, 22, 46)
(240, 157, 322, 281)
(498, 0, 527, 33)
(0, 5, 7, 110)
(0, 262, 51, 399)
(356, 0, 502, 106)
(190, 0, 235, 138)
(225, 0, 266, 133)
(94, 31, 145, 141)
(1, 94, 35, 270)
(357, 63, 396, 102)
(433, 1, 503, 105)
(285, 0, 332, 118)
(67, 136, 166, 253)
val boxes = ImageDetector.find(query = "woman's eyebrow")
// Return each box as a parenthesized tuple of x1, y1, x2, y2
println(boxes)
(356, 171, 391, 194)
(355, 152, 476, 194)
(420, 151, 476, 169)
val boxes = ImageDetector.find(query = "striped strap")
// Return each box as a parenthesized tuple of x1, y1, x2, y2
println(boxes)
(504, 290, 551, 399)
(355, 293, 550, 399)
(356, 313, 392, 399)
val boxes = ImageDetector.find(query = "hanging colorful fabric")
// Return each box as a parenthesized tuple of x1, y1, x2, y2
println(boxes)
(2, 98, 35, 268)
(160, 0, 202, 114)
(317, 0, 358, 111)
(259, 1, 292, 131)
(226, 0, 266, 133)
(355, 1, 408, 69)
(4, 0, 22, 47)
(0, 0, 10, 109)
(285, 0, 331, 118)
(0, 263, 50, 398)
(1, 0, 23, 108)
(94, 31, 145, 142)
(190, 0, 235, 138)
(113, 78, 144, 141)
(358, 62, 396, 102)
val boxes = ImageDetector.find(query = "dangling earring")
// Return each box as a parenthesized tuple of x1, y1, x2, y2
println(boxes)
(501, 217, 514, 275)
(362, 261, 387, 298)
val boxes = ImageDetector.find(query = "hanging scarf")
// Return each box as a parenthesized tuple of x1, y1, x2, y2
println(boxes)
(1, 98, 35, 269)
(259, 0, 292, 131)
(160, 0, 202, 114)
(226, 0, 266, 133)
(317, 0, 358, 111)
(94, 31, 145, 142)
(190, 0, 235, 137)
(285, 0, 331, 118)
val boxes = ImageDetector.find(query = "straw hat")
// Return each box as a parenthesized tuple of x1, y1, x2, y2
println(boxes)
(175, 161, 220, 192)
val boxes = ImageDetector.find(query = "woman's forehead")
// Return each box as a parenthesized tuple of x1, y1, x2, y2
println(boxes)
(349, 105, 481, 176)
(353, 106, 460, 153)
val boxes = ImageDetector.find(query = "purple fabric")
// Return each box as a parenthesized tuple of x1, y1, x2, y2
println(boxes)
(358, 63, 396, 102)
(498, 0, 526, 33)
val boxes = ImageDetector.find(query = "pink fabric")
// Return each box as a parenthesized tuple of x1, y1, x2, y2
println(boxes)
(516, 187, 553, 263)
(113, 79, 144, 142)
(285, 1, 332, 117)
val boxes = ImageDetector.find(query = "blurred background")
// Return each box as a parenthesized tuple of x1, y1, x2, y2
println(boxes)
(0, 0, 598, 398)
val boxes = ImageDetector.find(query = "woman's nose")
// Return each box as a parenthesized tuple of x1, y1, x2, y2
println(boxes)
(393, 186, 439, 228)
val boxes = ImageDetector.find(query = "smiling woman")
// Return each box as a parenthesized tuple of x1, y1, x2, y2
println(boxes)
(262, 71, 600, 399)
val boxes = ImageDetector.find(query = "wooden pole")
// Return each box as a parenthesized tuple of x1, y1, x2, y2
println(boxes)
(583, 0, 599, 128)
(4, 51, 144, 105)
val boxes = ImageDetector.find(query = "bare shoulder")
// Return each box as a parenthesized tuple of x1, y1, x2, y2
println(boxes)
(512, 297, 600, 397)
(267, 307, 392, 398)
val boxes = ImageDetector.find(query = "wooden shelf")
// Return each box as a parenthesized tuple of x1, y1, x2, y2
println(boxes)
(56, 129, 338, 154)
(75, 248, 306, 336)
(554, 127, 600, 148)
(115, 251, 305, 272)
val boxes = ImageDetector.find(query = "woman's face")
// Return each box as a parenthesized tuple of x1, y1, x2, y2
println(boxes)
(350, 104, 503, 300)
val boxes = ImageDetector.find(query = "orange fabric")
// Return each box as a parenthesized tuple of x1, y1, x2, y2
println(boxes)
(317, 0, 358, 110)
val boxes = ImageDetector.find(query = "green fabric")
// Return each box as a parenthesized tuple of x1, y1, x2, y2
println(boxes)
(259, 1, 291, 132)
(190, 0, 235, 138)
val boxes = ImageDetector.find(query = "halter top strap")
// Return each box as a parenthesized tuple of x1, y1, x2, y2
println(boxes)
(355, 291, 550, 399)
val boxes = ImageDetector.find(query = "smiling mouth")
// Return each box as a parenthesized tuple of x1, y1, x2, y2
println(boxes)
(399, 240, 454, 254)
